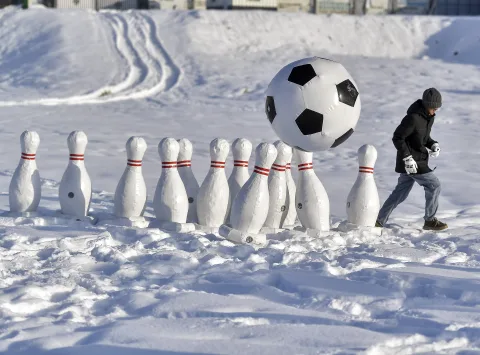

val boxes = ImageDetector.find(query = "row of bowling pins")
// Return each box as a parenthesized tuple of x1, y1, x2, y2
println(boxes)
(8, 130, 380, 230)
(122, 136, 299, 229)
(7, 130, 296, 226)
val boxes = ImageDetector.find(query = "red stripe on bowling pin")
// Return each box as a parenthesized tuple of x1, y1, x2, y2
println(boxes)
(162, 161, 177, 168)
(211, 160, 225, 168)
(254, 166, 270, 176)
(177, 160, 191, 167)
(21, 153, 35, 160)
(286, 163, 291, 170)
(272, 163, 286, 172)
(127, 159, 142, 167)
(359, 166, 374, 174)
(70, 154, 84, 161)
(234, 160, 248, 167)
(298, 162, 313, 171)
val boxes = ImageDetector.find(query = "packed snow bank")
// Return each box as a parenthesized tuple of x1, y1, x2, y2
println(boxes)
(184, 10, 480, 64)
(1, 8, 480, 78)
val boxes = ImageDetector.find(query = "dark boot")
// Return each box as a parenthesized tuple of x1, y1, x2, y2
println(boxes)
(423, 218, 448, 231)
(375, 220, 383, 228)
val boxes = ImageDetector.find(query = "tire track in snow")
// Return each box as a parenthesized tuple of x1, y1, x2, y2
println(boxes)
(96, 12, 148, 96)
(0, 12, 181, 106)
(140, 12, 182, 93)
(107, 11, 165, 101)
(101, 11, 183, 101)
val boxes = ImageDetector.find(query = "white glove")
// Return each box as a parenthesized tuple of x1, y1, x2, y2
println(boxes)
(403, 155, 418, 174)
(429, 143, 440, 158)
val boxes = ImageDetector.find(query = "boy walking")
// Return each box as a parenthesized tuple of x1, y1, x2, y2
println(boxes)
(376, 88, 448, 231)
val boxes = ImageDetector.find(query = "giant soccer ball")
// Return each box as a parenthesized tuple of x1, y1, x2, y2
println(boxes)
(265, 57, 361, 152)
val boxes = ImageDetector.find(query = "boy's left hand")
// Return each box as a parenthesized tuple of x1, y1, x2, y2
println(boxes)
(430, 143, 440, 158)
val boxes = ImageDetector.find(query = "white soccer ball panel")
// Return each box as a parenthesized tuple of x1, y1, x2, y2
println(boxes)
(267, 82, 306, 149)
(298, 131, 335, 151)
(310, 57, 348, 83)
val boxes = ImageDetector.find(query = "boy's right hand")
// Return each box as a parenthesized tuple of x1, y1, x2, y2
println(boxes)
(403, 155, 418, 174)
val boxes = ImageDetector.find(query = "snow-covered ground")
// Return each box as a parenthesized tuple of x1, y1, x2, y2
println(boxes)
(0, 6, 480, 354)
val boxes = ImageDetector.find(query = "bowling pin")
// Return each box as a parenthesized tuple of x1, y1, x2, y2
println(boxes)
(114, 136, 147, 218)
(177, 138, 199, 223)
(283, 157, 297, 227)
(227, 138, 252, 220)
(295, 148, 330, 231)
(196, 138, 230, 228)
(264, 140, 291, 229)
(59, 131, 92, 218)
(230, 142, 277, 234)
(9, 130, 41, 213)
(346, 144, 380, 227)
(219, 224, 266, 246)
(153, 138, 188, 223)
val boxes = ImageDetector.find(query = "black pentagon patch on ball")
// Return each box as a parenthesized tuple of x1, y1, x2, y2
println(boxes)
(331, 128, 354, 148)
(288, 64, 316, 86)
(265, 96, 276, 123)
(336, 79, 359, 107)
(295, 109, 324, 135)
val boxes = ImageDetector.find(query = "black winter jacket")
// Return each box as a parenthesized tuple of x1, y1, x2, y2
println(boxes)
(393, 99, 438, 174)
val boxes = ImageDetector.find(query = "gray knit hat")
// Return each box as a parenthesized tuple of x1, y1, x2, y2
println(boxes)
(422, 88, 442, 109)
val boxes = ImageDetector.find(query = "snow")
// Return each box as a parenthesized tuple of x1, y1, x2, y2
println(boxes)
(0, 5, 479, 354)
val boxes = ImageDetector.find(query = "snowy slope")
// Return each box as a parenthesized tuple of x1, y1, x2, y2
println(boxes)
(0, 6, 479, 354)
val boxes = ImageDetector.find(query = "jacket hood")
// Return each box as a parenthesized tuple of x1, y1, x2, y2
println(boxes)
(407, 99, 433, 118)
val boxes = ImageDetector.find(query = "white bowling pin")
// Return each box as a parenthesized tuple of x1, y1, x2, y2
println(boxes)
(295, 148, 330, 231)
(114, 136, 147, 218)
(153, 138, 189, 223)
(264, 140, 291, 228)
(283, 158, 297, 227)
(196, 138, 230, 228)
(231, 142, 277, 234)
(227, 138, 252, 221)
(346, 144, 380, 227)
(9, 130, 41, 213)
(177, 138, 199, 223)
(59, 131, 92, 218)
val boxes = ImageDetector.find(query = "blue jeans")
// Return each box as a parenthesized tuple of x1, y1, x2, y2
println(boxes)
(377, 172, 441, 225)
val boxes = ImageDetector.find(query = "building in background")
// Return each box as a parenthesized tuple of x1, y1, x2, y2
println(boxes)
(0, 0, 22, 7)
(277, 0, 309, 12)
(15, 0, 480, 15)
(313, 0, 350, 13)
(50, 0, 148, 8)
(434, 0, 480, 15)
(149, 0, 189, 9)
(189, 0, 206, 8)
(206, 0, 276, 10)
